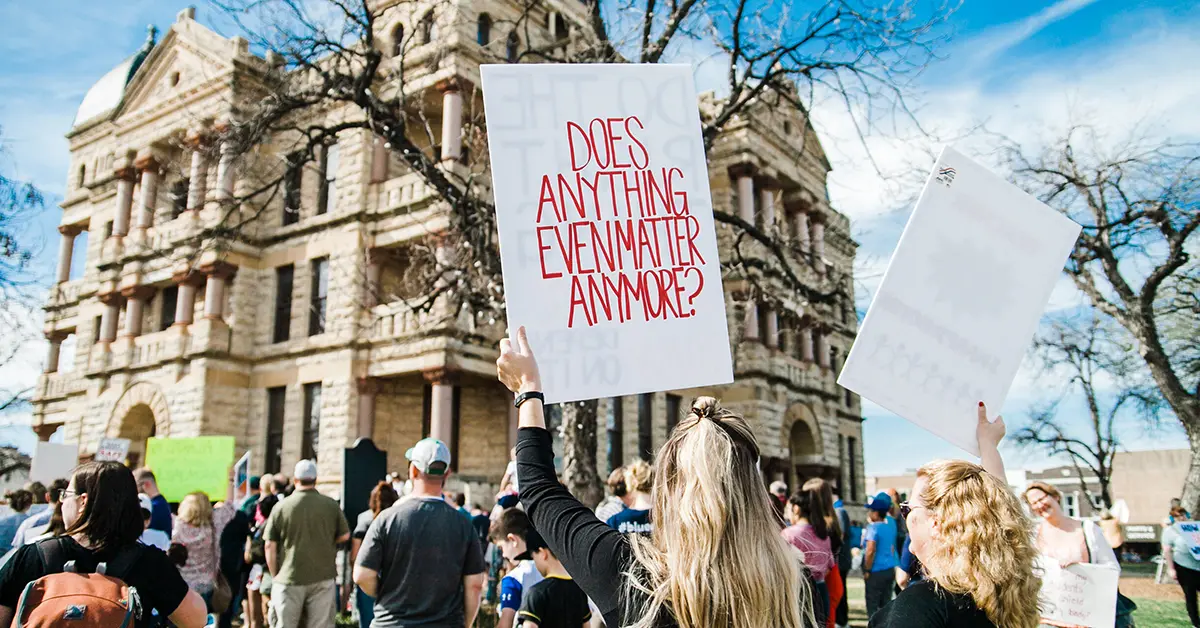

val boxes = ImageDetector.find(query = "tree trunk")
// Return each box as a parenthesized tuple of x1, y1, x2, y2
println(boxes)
(561, 399, 603, 509)
(1181, 426, 1200, 517)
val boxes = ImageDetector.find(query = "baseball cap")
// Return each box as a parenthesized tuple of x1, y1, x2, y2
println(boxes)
(866, 491, 893, 513)
(406, 438, 452, 476)
(294, 459, 318, 482)
(138, 493, 153, 513)
(515, 525, 550, 560)
(769, 480, 788, 496)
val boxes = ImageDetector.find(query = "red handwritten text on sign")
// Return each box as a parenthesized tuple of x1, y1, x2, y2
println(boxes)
(535, 116, 708, 328)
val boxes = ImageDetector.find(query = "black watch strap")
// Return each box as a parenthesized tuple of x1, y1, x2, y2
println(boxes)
(514, 391, 545, 408)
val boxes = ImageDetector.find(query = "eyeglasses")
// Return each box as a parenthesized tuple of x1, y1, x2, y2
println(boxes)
(61, 489, 82, 499)
(899, 501, 925, 520)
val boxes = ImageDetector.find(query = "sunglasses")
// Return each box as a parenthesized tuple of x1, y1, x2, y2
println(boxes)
(899, 501, 925, 520)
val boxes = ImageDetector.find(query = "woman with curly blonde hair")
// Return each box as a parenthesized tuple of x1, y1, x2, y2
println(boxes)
(498, 327, 816, 628)
(870, 403, 1041, 628)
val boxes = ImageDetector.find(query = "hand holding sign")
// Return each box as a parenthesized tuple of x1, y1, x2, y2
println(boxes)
(498, 326, 542, 395)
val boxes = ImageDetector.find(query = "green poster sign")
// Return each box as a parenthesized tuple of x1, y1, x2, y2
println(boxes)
(144, 436, 236, 502)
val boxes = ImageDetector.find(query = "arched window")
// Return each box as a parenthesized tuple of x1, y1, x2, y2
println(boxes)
(477, 13, 492, 45)
(77, 164, 86, 188)
(391, 24, 404, 57)
(554, 14, 568, 41)
(506, 31, 520, 63)
(419, 11, 435, 45)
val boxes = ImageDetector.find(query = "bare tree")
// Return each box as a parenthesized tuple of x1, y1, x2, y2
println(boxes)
(197, 0, 950, 499)
(1014, 315, 1162, 510)
(0, 126, 45, 419)
(1002, 126, 1200, 512)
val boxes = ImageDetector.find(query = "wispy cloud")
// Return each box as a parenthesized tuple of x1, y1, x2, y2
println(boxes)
(961, 0, 1101, 67)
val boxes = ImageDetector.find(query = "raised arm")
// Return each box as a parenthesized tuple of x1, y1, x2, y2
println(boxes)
(498, 327, 632, 620)
(976, 402, 1007, 481)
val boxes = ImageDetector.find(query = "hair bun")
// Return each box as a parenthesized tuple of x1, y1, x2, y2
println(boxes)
(690, 396, 719, 420)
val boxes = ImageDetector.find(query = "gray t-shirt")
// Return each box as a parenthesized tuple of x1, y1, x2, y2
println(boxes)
(357, 495, 486, 627)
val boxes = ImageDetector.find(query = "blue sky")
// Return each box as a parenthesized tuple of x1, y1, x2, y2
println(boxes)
(0, 1, 1195, 474)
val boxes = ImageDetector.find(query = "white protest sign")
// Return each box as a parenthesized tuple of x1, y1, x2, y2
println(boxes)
(95, 438, 131, 462)
(481, 64, 732, 404)
(1038, 560, 1118, 627)
(1174, 522, 1200, 560)
(232, 452, 251, 503)
(837, 146, 1081, 455)
(30, 442, 79, 483)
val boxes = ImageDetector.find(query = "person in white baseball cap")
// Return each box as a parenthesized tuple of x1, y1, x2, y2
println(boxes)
(354, 438, 486, 627)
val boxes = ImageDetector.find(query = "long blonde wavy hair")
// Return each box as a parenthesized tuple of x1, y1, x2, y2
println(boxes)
(623, 397, 812, 628)
(916, 460, 1042, 628)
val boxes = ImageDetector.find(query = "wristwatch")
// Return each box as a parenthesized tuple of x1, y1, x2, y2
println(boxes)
(514, 391, 545, 408)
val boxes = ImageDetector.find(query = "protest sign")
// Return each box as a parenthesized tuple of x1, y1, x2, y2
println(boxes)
(480, 64, 732, 404)
(95, 437, 131, 463)
(1038, 560, 1118, 627)
(30, 442, 78, 483)
(1174, 522, 1200, 560)
(232, 452, 251, 503)
(837, 147, 1081, 455)
(144, 436, 235, 502)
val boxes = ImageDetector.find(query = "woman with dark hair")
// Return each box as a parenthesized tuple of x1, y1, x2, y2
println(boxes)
(0, 461, 208, 627)
(245, 493, 280, 628)
(785, 486, 834, 625)
(0, 489, 34, 552)
(351, 481, 399, 627)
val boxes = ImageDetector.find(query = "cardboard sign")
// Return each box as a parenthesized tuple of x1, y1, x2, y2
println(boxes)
(481, 64, 732, 404)
(29, 442, 79, 483)
(1174, 522, 1200, 560)
(144, 436, 235, 502)
(837, 147, 1081, 455)
(95, 438, 131, 463)
(1038, 560, 1118, 627)
(232, 452, 251, 504)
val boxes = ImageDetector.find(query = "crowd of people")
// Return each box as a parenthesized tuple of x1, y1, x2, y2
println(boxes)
(0, 327, 1191, 627)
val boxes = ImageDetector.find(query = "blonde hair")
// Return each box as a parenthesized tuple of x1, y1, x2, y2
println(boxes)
(917, 460, 1041, 628)
(624, 397, 811, 628)
(1023, 480, 1061, 505)
(178, 492, 214, 527)
(624, 460, 653, 494)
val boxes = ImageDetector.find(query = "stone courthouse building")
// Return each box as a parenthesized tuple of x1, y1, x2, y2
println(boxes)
(32, 2, 865, 503)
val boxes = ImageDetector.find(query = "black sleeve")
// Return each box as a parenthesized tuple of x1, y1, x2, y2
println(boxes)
(0, 544, 44, 608)
(517, 582, 546, 625)
(868, 582, 947, 628)
(517, 427, 631, 621)
(133, 545, 191, 618)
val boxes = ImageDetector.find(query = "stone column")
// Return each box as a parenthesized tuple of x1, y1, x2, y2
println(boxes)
(365, 252, 382, 308)
(759, 184, 776, 231)
(781, 323, 795, 356)
(99, 292, 122, 344)
(796, 209, 811, 254)
(186, 139, 208, 212)
(811, 214, 826, 272)
(214, 142, 237, 202)
(121, 286, 153, 338)
(112, 167, 137, 238)
(356, 377, 377, 440)
(765, 306, 779, 349)
(816, 330, 830, 368)
(33, 423, 59, 442)
(438, 80, 463, 162)
(743, 300, 759, 341)
(173, 271, 203, 326)
(735, 170, 755, 224)
(45, 333, 65, 373)
(800, 323, 815, 362)
(201, 262, 237, 320)
(55, 225, 81, 283)
(424, 369, 457, 444)
(134, 155, 159, 231)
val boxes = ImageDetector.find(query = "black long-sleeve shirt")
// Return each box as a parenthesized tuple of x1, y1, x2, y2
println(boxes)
(517, 427, 675, 628)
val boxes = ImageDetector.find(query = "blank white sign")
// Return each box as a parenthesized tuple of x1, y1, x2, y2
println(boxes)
(30, 442, 79, 483)
(837, 147, 1081, 455)
(481, 64, 732, 404)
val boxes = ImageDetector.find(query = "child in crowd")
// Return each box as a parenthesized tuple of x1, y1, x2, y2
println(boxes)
(490, 509, 545, 628)
(517, 527, 591, 628)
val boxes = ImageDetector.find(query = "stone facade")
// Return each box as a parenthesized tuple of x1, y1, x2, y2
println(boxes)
(31, 1, 865, 503)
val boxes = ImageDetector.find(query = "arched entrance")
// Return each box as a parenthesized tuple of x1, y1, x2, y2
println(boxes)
(785, 403, 837, 490)
(106, 382, 171, 467)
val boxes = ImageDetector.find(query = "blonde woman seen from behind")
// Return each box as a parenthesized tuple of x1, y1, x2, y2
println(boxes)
(869, 404, 1041, 628)
(175, 491, 236, 605)
(498, 327, 814, 628)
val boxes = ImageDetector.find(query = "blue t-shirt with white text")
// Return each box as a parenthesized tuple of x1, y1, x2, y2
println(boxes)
(863, 515, 899, 573)
(606, 508, 652, 535)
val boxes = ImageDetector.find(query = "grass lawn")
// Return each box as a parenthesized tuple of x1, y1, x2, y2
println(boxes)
(1130, 597, 1191, 627)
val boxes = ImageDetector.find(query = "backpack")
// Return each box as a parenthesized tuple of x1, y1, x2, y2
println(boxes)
(15, 538, 143, 628)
